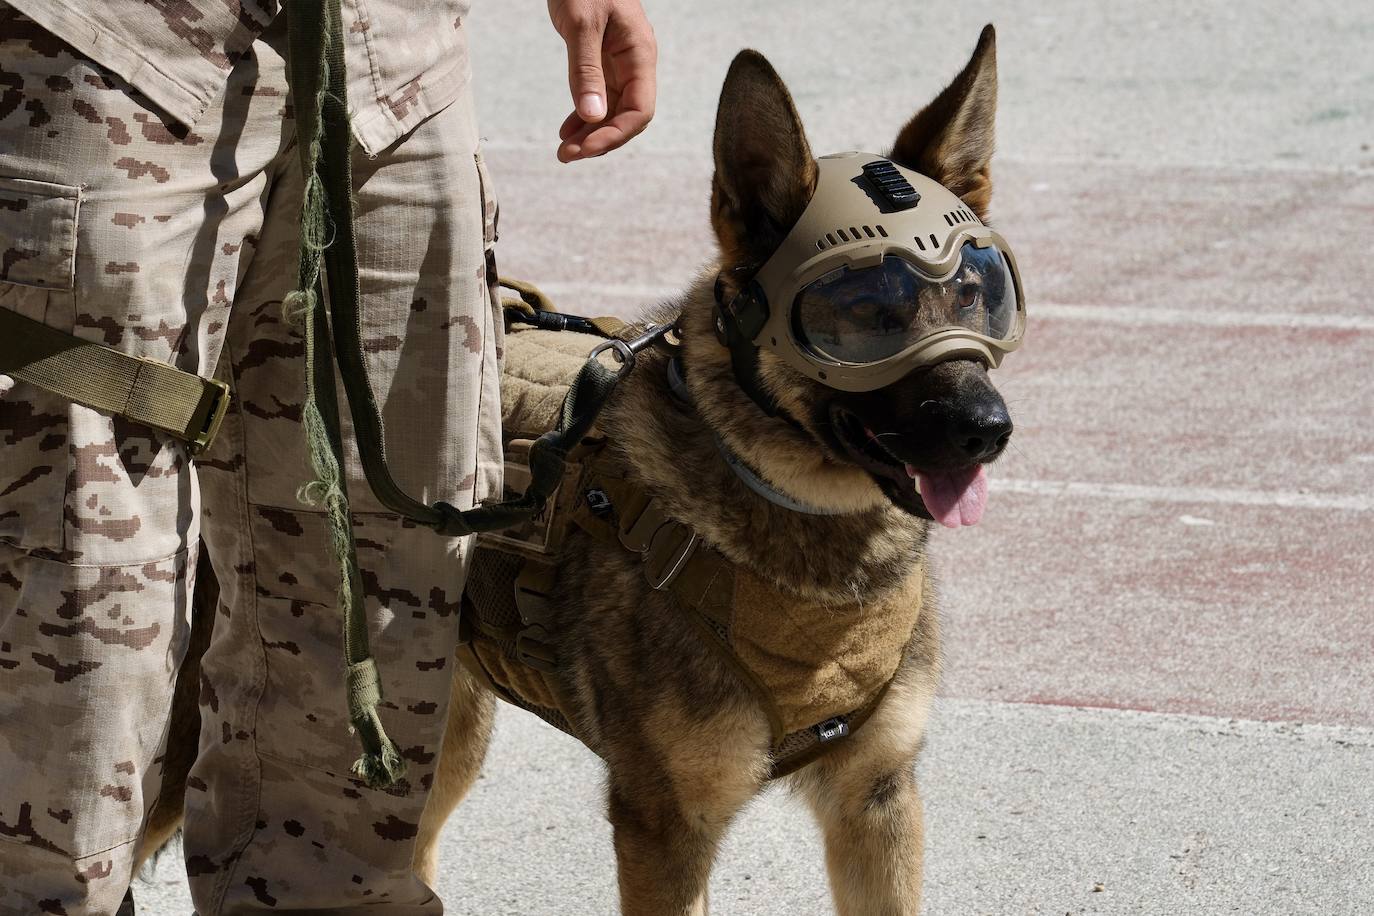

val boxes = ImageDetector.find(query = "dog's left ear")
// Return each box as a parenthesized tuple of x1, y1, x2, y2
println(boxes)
(889, 24, 998, 219)
(711, 50, 818, 268)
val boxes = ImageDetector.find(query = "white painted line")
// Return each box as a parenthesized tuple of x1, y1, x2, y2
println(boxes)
(479, 140, 1374, 177)
(996, 478, 1374, 513)
(531, 282, 1374, 333)
(1034, 302, 1374, 332)
(938, 696, 1374, 747)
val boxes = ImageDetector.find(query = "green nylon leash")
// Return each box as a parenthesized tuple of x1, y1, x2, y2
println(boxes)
(283, 0, 631, 788)
(285, 0, 404, 787)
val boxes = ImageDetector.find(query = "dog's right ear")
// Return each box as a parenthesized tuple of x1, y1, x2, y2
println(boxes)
(711, 50, 817, 269)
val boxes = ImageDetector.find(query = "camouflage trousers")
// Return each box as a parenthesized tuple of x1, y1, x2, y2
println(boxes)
(0, 8, 503, 914)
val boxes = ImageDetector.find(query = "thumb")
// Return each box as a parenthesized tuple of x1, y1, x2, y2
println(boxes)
(566, 19, 609, 122)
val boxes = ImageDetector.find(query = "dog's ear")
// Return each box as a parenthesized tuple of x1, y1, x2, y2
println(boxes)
(889, 24, 998, 219)
(711, 50, 817, 268)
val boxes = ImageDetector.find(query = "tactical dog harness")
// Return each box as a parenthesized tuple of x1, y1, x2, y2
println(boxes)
(456, 324, 923, 778)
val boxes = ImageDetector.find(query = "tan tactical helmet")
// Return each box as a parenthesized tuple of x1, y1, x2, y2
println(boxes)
(717, 151, 1025, 393)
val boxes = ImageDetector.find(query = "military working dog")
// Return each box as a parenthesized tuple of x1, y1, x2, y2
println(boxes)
(144, 26, 1015, 916)
(417, 26, 1014, 915)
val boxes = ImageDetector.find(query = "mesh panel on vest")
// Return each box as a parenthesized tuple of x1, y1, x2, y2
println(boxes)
(468, 547, 523, 629)
(775, 725, 821, 761)
(700, 613, 730, 643)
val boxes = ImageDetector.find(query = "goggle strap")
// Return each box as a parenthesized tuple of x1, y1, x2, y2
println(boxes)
(713, 274, 794, 424)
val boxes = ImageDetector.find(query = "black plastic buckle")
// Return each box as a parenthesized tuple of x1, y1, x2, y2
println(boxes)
(816, 717, 850, 743)
(516, 627, 558, 672)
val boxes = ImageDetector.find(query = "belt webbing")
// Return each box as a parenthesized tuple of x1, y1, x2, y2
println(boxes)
(0, 306, 229, 453)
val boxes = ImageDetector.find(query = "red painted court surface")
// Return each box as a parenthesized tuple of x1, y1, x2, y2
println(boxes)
(482, 151, 1374, 731)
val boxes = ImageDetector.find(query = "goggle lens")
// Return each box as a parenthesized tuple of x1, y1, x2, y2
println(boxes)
(792, 241, 1018, 365)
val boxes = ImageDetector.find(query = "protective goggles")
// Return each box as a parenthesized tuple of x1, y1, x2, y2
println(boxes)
(723, 152, 1025, 393)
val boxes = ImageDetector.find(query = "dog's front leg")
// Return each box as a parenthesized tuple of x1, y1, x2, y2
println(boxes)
(800, 760, 925, 916)
(607, 782, 724, 916)
(603, 702, 768, 915)
(790, 669, 935, 915)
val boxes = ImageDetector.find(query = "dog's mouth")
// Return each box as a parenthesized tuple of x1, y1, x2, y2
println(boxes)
(830, 407, 989, 527)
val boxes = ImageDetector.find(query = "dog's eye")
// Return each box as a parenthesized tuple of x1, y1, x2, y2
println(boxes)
(841, 297, 881, 321)
(955, 282, 981, 310)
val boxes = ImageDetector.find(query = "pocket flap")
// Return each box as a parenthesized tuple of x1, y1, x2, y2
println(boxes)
(0, 177, 82, 290)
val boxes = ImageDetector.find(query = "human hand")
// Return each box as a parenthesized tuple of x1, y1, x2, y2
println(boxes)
(546, 0, 657, 162)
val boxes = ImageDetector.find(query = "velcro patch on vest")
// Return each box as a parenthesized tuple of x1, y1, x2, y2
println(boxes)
(584, 487, 613, 518)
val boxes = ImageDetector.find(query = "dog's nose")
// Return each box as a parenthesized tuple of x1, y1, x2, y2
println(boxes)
(945, 403, 1013, 461)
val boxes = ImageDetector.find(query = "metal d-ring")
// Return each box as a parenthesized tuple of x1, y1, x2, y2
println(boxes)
(590, 338, 637, 379)
(590, 322, 678, 380)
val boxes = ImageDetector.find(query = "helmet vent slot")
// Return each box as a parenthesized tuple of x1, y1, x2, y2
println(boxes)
(929, 233, 940, 249)
(816, 225, 885, 250)
(913, 236, 926, 251)
(945, 209, 978, 226)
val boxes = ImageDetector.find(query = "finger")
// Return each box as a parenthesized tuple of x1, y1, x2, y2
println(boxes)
(571, 108, 648, 159)
(560, 117, 599, 149)
(580, 25, 655, 156)
(556, 102, 607, 161)
(564, 13, 609, 123)
(558, 109, 585, 142)
(575, 77, 652, 158)
(557, 139, 582, 163)
(563, 81, 620, 141)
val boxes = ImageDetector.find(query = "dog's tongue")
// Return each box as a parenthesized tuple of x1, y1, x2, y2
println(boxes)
(906, 464, 988, 528)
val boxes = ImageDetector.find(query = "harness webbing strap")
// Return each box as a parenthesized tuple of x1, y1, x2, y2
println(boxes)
(0, 307, 230, 452)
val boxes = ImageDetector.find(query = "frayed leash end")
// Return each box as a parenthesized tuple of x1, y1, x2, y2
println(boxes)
(349, 709, 407, 789)
(346, 658, 407, 789)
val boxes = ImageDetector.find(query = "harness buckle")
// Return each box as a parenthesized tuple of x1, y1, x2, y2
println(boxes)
(644, 522, 699, 591)
(589, 323, 677, 381)
(516, 625, 558, 673)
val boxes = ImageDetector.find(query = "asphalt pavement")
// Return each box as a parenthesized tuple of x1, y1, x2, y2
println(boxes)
(135, 1, 1374, 913)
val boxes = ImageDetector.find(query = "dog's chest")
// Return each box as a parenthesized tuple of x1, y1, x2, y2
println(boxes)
(716, 566, 926, 734)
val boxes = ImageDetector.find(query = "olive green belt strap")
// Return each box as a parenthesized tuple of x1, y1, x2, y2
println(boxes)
(0, 307, 230, 453)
